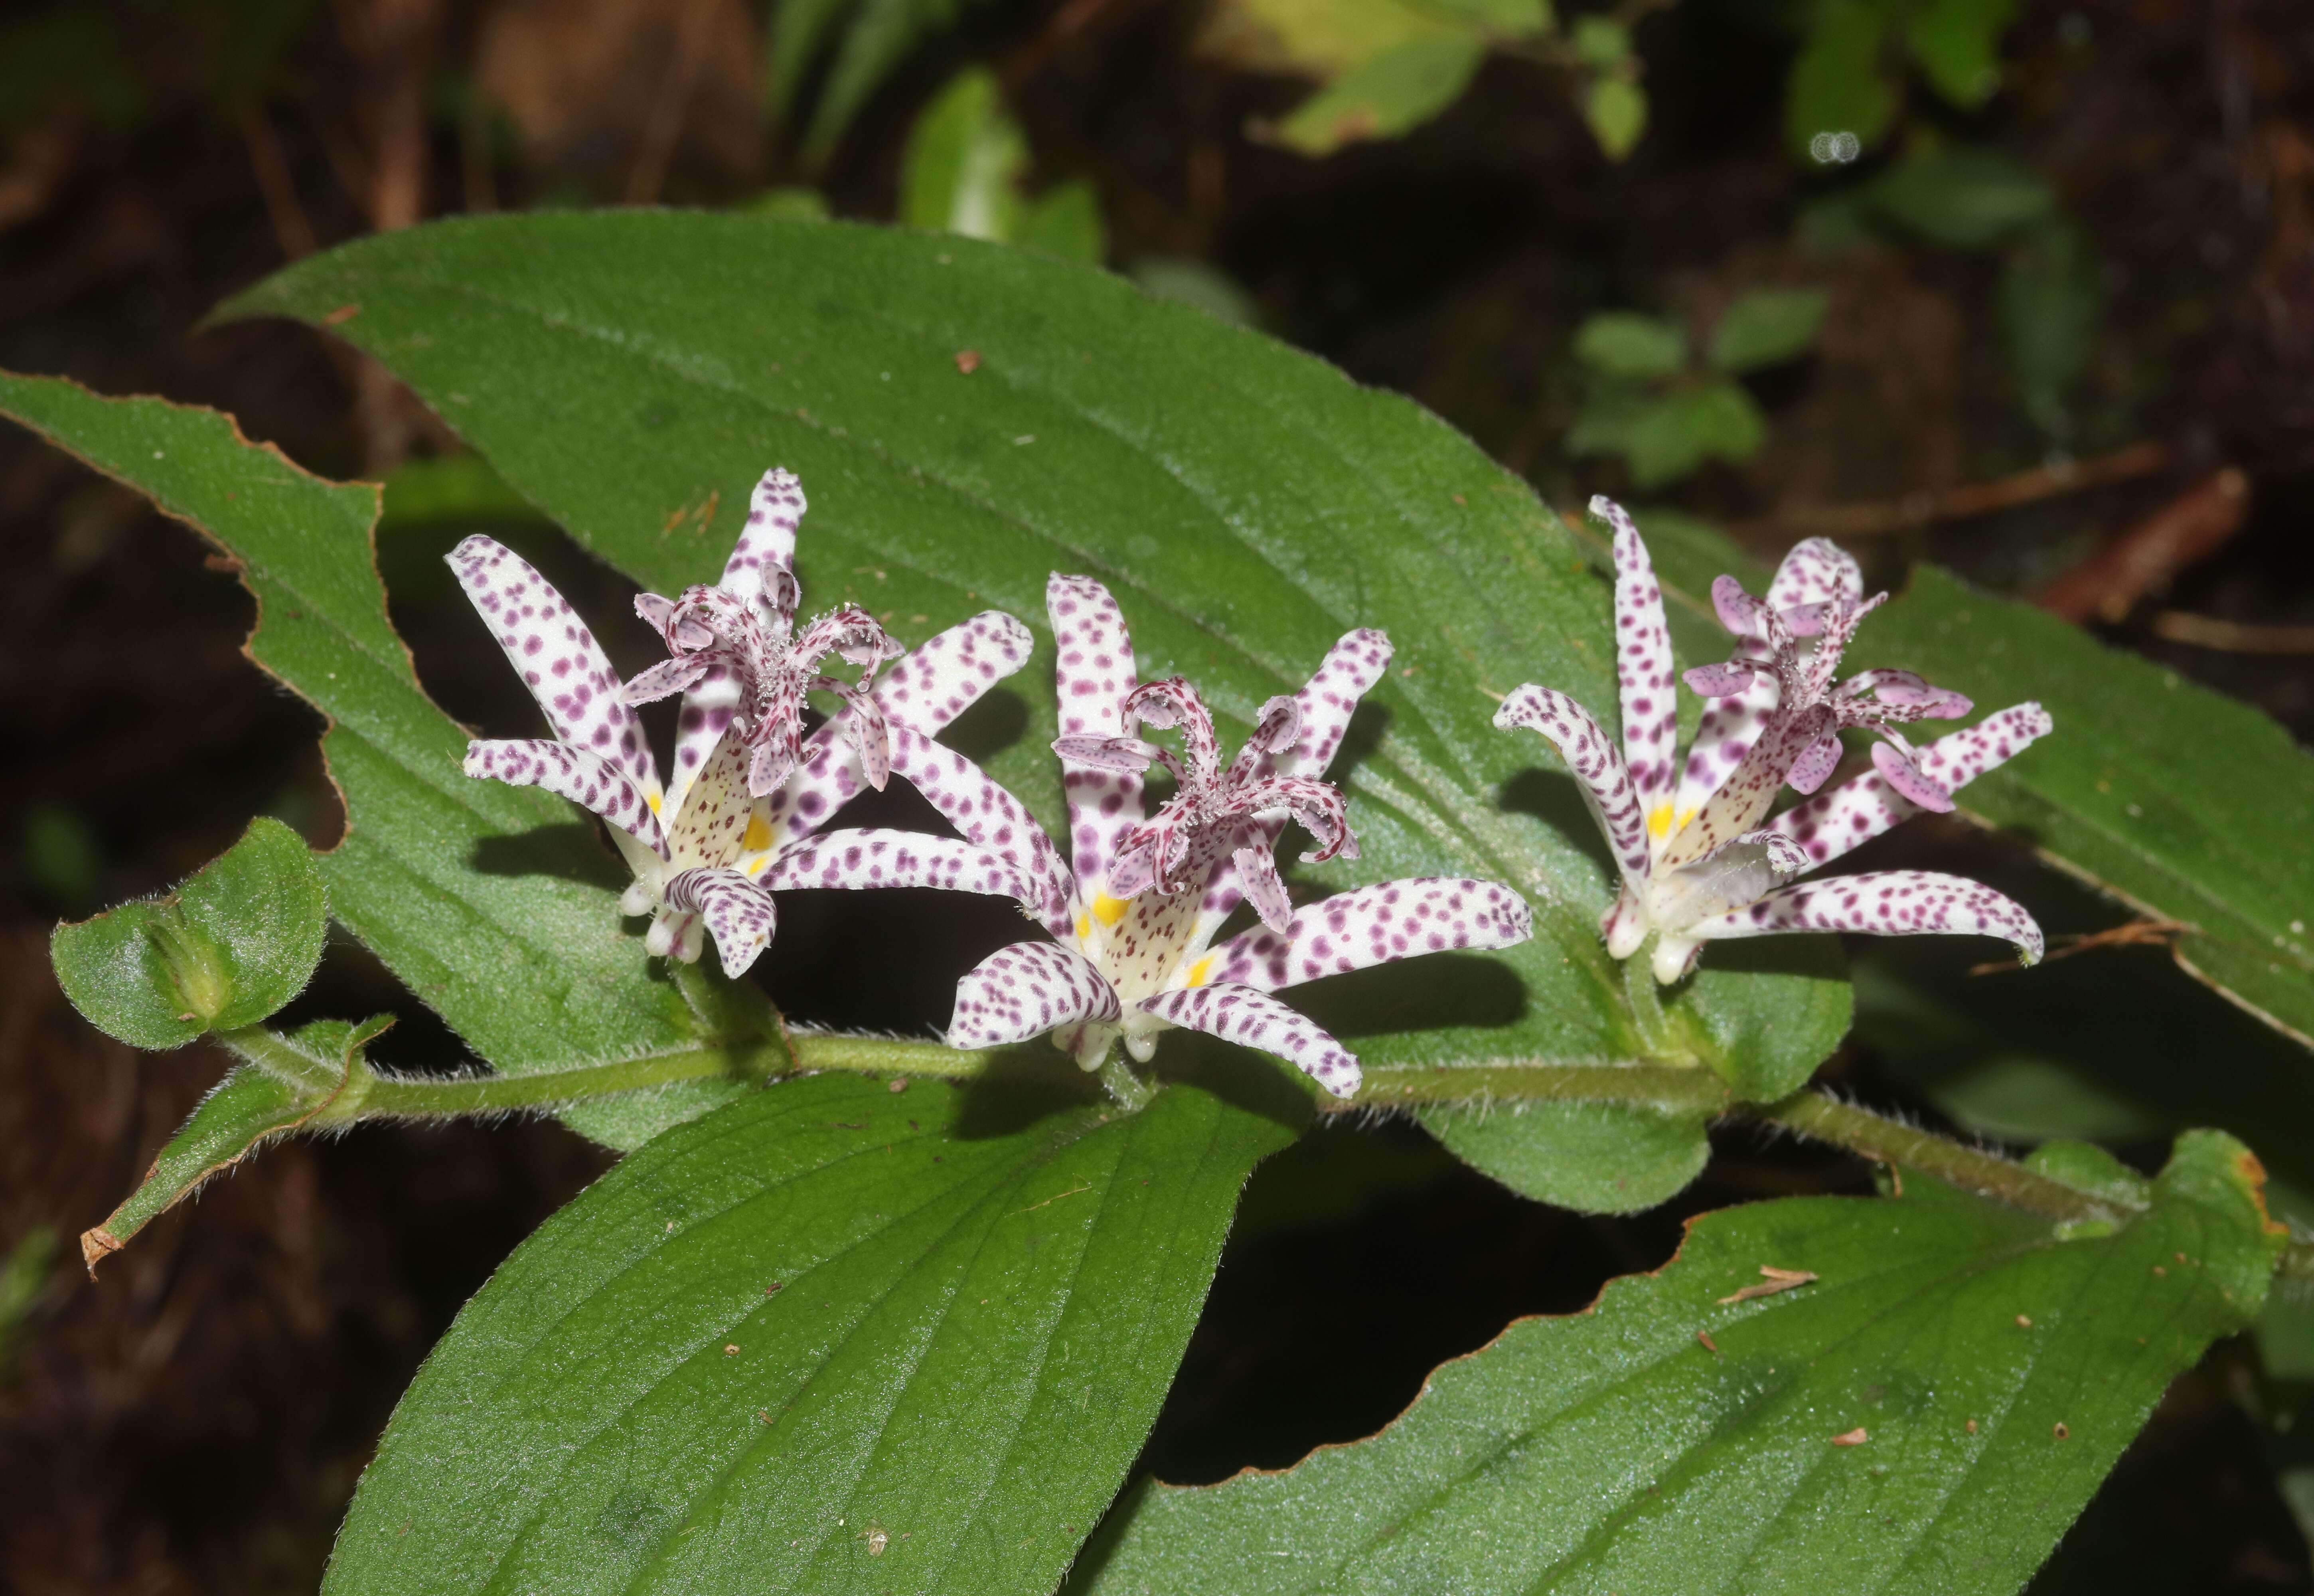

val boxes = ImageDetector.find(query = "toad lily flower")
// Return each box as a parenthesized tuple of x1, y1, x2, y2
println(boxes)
(620, 468, 906, 798)
(1495, 497, 2047, 984)
(450, 468, 1042, 977)
(929, 575, 1533, 1100)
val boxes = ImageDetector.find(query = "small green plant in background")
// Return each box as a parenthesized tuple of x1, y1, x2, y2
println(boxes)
(1566, 286, 1828, 487)
(1805, 144, 2104, 437)
(1195, 0, 1651, 160)
(899, 68, 1104, 263)
(1779, 0, 2017, 161)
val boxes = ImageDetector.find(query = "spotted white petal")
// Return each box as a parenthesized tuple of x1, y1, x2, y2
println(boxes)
(1049, 574, 1146, 895)
(446, 535, 662, 805)
(757, 829, 1042, 907)
(1593, 496, 1681, 820)
(1688, 869, 2044, 964)
(753, 610, 1041, 860)
(1765, 537, 1864, 622)
(663, 866, 779, 977)
(1134, 983, 1362, 1098)
(462, 740, 668, 864)
(1779, 703, 2054, 868)
(1204, 877, 1532, 993)
(885, 726, 1074, 937)
(727, 467, 806, 621)
(949, 940, 1121, 1049)
(1493, 683, 1650, 886)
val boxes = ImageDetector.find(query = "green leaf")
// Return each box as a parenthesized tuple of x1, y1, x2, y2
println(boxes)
(899, 68, 1026, 241)
(1595, 383, 1767, 489)
(1129, 257, 1263, 326)
(1785, 0, 1897, 162)
(1421, 1098, 1710, 1213)
(1860, 145, 2055, 250)
(78, 1014, 391, 1272)
(1075, 1130, 2284, 1596)
(0, 1223, 58, 1385)
(1906, 0, 2014, 108)
(1996, 218, 2101, 436)
(1583, 75, 1647, 162)
(779, 0, 1002, 165)
(0, 373, 742, 1152)
(1272, 35, 1486, 154)
(1573, 311, 1687, 378)
(738, 186, 835, 222)
(49, 815, 325, 1049)
(323, 1071, 1299, 1595)
(1570, 14, 1629, 65)
(224, 211, 1852, 1200)
(1635, 514, 2314, 1049)
(1708, 286, 1830, 373)
(1018, 179, 1107, 265)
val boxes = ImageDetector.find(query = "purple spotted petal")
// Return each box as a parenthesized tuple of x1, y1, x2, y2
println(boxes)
(1283, 628, 1392, 777)
(1776, 703, 2052, 868)
(757, 829, 1040, 906)
(663, 865, 780, 977)
(764, 610, 1038, 851)
(1765, 537, 1864, 620)
(1135, 983, 1362, 1098)
(886, 725, 1074, 937)
(1669, 655, 1777, 847)
(1690, 870, 2044, 965)
(1493, 683, 1650, 886)
(446, 535, 662, 803)
(664, 661, 744, 814)
(1232, 844, 1294, 933)
(1684, 661, 1761, 698)
(1785, 731, 1845, 796)
(1051, 735, 1166, 772)
(1660, 702, 1833, 869)
(1206, 877, 1531, 993)
(463, 739, 669, 860)
(1712, 574, 1768, 636)
(948, 940, 1121, 1048)
(1594, 496, 1680, 815)
(1049, 574, 1147, 891)
(1870, 740, 1955, 812)
(621, 654, 713, 707)
(1196, 627, 1393, 933)
(667, 730, 756, 869)
(725, 468, 806, 622)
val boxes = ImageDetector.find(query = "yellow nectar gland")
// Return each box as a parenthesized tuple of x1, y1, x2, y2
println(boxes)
(1091, 893, 1130, 927)
(741, 812, 775, 852)
(1183, 954, 1215, 988)
(1647, 803, 1694, 841)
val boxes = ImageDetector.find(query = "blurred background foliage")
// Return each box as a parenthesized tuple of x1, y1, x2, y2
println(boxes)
(0, 0, 2310, 1590)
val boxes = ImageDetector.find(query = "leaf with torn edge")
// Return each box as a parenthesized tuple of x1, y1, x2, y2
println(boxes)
(1074, 1129, 2283, 1596)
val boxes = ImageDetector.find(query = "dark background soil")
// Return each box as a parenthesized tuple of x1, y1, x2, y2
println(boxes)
(2, 0, 2311, 1589)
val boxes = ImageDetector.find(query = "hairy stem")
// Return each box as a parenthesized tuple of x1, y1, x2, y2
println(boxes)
(233, 1020, 2314, 1276)
(1755, 1093, 2127, 1225)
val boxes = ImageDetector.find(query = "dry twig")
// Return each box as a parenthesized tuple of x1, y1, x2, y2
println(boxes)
(1741, 440, 2171, 540)
(2036, 468, 2251, 624)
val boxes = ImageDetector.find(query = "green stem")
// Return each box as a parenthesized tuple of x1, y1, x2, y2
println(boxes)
(1757, 1093, 2128, 1226)
(1353, 1061, 1732, 1115)
(227, 1021, 2314, 1277)
(1098, 1053, 1157, 1111)
(1622, 949, 1675, 1060)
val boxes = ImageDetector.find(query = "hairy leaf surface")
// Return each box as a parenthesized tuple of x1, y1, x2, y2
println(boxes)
(323, 1070, 1299, 1596)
